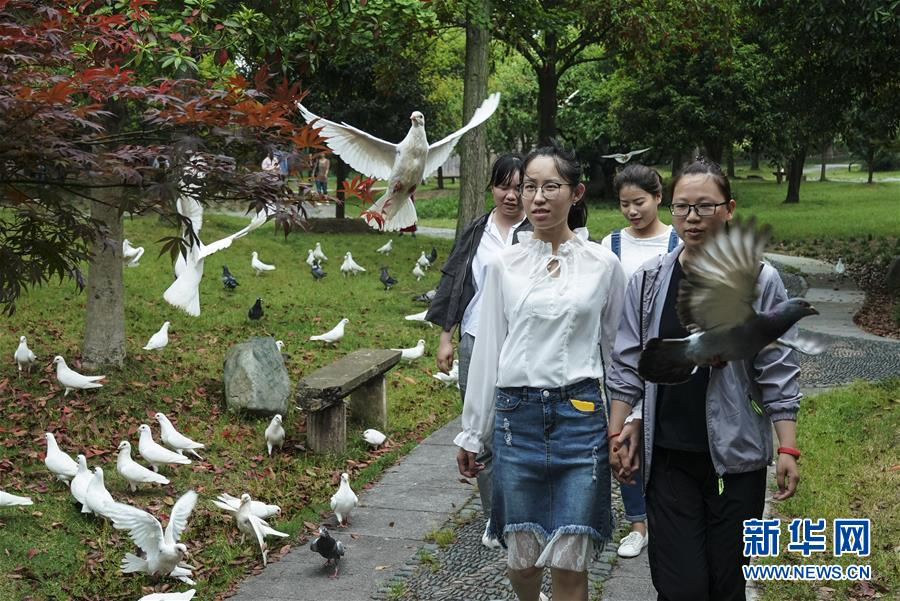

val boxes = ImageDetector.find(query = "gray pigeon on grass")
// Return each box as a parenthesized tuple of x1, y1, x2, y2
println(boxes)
(638, 218, 827, 384)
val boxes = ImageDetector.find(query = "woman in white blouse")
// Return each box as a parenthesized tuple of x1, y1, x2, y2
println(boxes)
(455, 143, 626, 601)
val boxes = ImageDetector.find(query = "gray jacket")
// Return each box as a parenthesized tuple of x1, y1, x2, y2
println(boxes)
(605, 247, 801, 488)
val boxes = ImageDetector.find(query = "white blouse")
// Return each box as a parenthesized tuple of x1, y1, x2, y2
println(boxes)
(454, 228, 626, 453)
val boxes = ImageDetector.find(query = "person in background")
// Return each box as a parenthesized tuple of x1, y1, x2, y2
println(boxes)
(427, 153, 532, 547)
(261, 149, 279, 177)
(313, 153, 330, 195)
(456, 143, 625, 601)
(599, 163, 679, 559)
(606, 157, 801, 601)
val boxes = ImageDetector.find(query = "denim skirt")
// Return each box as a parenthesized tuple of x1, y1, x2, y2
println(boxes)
(489, 378, 613, 548)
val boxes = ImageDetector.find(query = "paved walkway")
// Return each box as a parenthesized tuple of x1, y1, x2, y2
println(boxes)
(223, 231, 898, 601)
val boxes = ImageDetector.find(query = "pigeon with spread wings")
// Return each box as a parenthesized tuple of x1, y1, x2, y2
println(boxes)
(638, 218, 827, 384)
(298, 93, 501, 231)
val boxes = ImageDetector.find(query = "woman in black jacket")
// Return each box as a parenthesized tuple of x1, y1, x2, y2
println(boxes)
(426, 153, 532, 546)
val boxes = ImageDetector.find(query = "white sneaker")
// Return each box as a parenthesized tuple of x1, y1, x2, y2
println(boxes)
(481, 519, 501, 549)
(617, 530, 649, 558)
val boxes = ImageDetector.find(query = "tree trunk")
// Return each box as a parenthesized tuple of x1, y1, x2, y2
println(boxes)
(334, 158, 349, 219)
(436, 166, 444, 190)
(456, 0, 492, 238)
(784, 149, 806, 203)
(671, 150, 685, 177)
(536, 63, 558, 146)
(725, 144, 735, 178)
(867, 146, 875, 184)
(82, 188, 126, 368)
(703, 139, 724, 165)
(819, 141, 829, 181)
(750, 148, 760, 171)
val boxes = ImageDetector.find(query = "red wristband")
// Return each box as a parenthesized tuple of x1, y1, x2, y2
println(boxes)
(777, 446, 801, 459)
(607, 431, 622, 440)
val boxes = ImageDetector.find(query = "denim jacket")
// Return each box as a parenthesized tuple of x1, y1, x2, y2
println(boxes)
(425, 211, 532, 332)
(605, 247, 802, 487)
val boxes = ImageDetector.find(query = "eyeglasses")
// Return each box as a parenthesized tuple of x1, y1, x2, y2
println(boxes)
(520, 182, 573, 200)
(669, 202, 728, 217)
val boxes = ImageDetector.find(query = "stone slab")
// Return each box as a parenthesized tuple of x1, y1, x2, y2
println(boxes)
(297, 349, 401, 410)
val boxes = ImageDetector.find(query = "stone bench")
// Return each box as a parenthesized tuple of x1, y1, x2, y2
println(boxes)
(296, 348, 402, 453)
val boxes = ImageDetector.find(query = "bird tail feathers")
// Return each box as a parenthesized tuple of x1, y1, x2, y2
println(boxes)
(121, 553, 148, 573)
(638, 338, 697, 384)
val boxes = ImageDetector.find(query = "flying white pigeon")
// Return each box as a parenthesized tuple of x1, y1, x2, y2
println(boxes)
(330, 472, 358, 527)
(44, 432, 78, 484)
(116, 441, 170, 492)
(433, 359, 460, 387)
(362, 428, 387, 448)
(69, 454, 91, 509)
(412, 262, 426, 281)
(163, 165, 270, 316)
(143, 321, 171, 351)
(375, 239, 393, 254)
(265, 414, 285, 456)
(122, 238, 145, 267)
(106, 490, 198, 585)
(404, 310, 433, 327)
(601, 147, 652, 164)
(137, 424, 191, 472)
(229, 493, 289, 566)
(155, 412, 205, 460)
(313, 242, 328, 263)
(416, 251, 431, 270)
(300, 93, 501, 231)
(340, 252, 366, 276)
(309, 318, 349, 345)
(0, 490, 33, 506)
(212, 492, 281, 520)
(84, 467, 116, 518)
(305, 249, 317, 268)
(53, 356, 105, 396)
(138, 591, 197, 601)
(391, 339, 426, 362)
(251, 251, 276, 275)
(14, 335, 37, 373)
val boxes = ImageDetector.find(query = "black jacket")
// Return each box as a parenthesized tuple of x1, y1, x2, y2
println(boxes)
(425, 211, 532, 333)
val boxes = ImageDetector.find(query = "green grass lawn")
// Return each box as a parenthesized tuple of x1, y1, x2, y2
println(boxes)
(0, 214, 459, 600)
(758, 379, 900, 601)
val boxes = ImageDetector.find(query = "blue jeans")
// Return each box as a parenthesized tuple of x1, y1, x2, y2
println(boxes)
(489, 379, 614, 545)
(620, 467, 647, 523)
(315, 179, 327, 194)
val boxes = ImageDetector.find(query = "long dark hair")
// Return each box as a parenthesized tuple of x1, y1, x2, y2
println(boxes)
(522, 141, 588, 229)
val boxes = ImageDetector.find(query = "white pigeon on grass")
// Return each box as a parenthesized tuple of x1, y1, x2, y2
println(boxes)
(163, 171, 270, 316)
(137, 424, 191, 472)
(106, 490, 198, 585)
(433, 360, 460, 387)
(309, 318, 349, 345)
(375, 239, 393, 254)
(44, 432, 78, 484)
(416, 252, 431, 270)
(404, 310, 433, 327)
(116, 441, 170, 492)
(0, 490, 33, 506)
(155, 412, 205, 460)
(84, 467, 116, 518)
(330, 473, 358, 527)
(391, 339, 426, 362)
(69, 454, 91, 509)
(305, 249, 317, 268)
(228, 493, 289, 566)
(138, 590, 196, 601)
(299, 93, 501, 231)
(276, 340, 285, 353)
(362, 428, 387, 448)
(53, 356, 104, 396)
(251, 251, 276, 275)
(122, 238, 144, 267)
(14, 335, 37, 373)
(313, 242, 328, 263)
(340, 252, 366, 276)
(412, 262, 426, 282)
(212, 492, 281, 520)
(265, 414, 285, 456)
(143, 321, 171, 351)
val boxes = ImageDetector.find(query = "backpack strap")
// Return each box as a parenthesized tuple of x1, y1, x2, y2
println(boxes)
(611, 229, 622, 258)
(667, 228, 680, 252)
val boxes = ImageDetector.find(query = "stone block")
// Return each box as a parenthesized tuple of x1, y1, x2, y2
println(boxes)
(224, 336, 291, 415)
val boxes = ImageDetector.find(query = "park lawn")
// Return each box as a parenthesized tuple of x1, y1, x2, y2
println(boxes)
(757, 379, 900, 601)
(0, 213, 458, 601)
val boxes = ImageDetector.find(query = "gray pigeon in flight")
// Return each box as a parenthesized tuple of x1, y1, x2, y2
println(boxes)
(299, 93, 501, 231)
(638, 218, 827, 384)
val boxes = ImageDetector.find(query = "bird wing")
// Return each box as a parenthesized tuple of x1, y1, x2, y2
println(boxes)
(677, 218, 770, 332)
(775, 332, 829, 356)
(176, 194, 204, 238)
(211, 499, 238, 514)
(106, 501, 164, 557)
(200, 207, 269, 258)
(164, 490, 197, 543)
(423, 93, 501, 178)
(298, 104, 397, 181)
